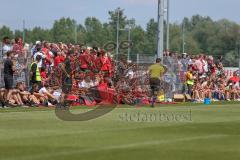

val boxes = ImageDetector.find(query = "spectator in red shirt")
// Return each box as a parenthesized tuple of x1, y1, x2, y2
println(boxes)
(40, 67, 48, 86)
(94, 52, 102, 72)
(54, 52, 63, 67)
(12, 37, 24, 57)
(79, 48, 91, 72)
(100, 52, 112, 76)
(42, 42, 53, 67)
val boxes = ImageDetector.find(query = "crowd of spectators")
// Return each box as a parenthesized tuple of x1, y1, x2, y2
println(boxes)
(1, 36, 240, 108)
(163, 52, 240, 102)
(1, 37, 150, 107)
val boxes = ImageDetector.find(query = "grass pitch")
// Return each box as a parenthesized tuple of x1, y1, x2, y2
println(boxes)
(0, 103, 240, 160)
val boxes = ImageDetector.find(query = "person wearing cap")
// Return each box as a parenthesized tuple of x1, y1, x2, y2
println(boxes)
(148, 58, 167, 107)
(31, 41, 41, 57)
(34, 47, 43, 64)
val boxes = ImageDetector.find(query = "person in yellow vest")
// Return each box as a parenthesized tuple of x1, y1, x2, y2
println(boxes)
(30, 55, 42, 89)
(185, 67, 194, 96)
(148, 58, 167, 107)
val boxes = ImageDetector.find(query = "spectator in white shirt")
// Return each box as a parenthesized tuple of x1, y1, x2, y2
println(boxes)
(33, 47, 45, 68)
(2, 36, 12, 59)
(79, 76, 94, 89)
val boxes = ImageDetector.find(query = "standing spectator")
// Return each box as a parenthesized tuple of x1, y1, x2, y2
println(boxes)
(40, 67, 48, 86)
(34, 47, 44, 68)
(30, 55, 42, 89)
(12, 37, 24, 57)
(202, 55, 208, 73)
(42, 42, 53, 69)
(185, 67, 194, 96)
(181, 53, 189, 72)
(195, 55, 203, 74)
(58, 54, 72, 107)
(100, 52, 112, 76)
(79, 47, 91, 72)
(61, 54, 72, 92)
(31, 41, 42, 57)
(2, 36, 12, 59)
(148, 58, 167, 107)
(54, 51, 64, 67)
(3, 51, 16, 106)
(216, 56, 223, 66)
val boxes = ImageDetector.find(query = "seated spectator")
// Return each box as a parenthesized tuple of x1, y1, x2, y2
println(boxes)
(218, 83, 226, 101)
(52, 87, 62, 103)
(3, 83, 30, 107)
(0, 88, 6, 107)
(38, 86, 57, 106)
(203, 81, 212, 99)
(192, 81, 203, 102)
(16, 82, 32, 105)
(78, 76, 94, 89)
(31, 83, 49, 106)
(225, 82, 238, 101)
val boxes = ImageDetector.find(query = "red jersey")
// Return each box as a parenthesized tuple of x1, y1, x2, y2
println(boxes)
(95, 57, 102, 71)
(13, 43, 23, 55)
(79, 52, 91, 69)
(54, 56, 62, 67)
(100, 56, 111, 71)
(42, 48, 52, 65)
(40, 71, 47, 79)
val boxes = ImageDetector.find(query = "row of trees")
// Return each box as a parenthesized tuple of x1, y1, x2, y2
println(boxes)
(1, 8, 240, 66)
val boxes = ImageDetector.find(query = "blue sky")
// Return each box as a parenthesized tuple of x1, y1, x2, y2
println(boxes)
(0, 0, 239, 30)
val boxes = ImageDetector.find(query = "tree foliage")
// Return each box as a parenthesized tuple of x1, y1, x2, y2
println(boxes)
(0, 26, 13, 40)
(1, 10, 240, 66)
(52, 17, 77, 43)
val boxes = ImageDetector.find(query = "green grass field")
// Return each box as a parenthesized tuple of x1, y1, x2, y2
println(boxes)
(1, 103, 240, 160)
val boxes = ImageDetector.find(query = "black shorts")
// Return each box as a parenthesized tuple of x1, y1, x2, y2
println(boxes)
(62, 77, 72, 94)
(149, 78, 160, 95)
(4, 76, 13, 90)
